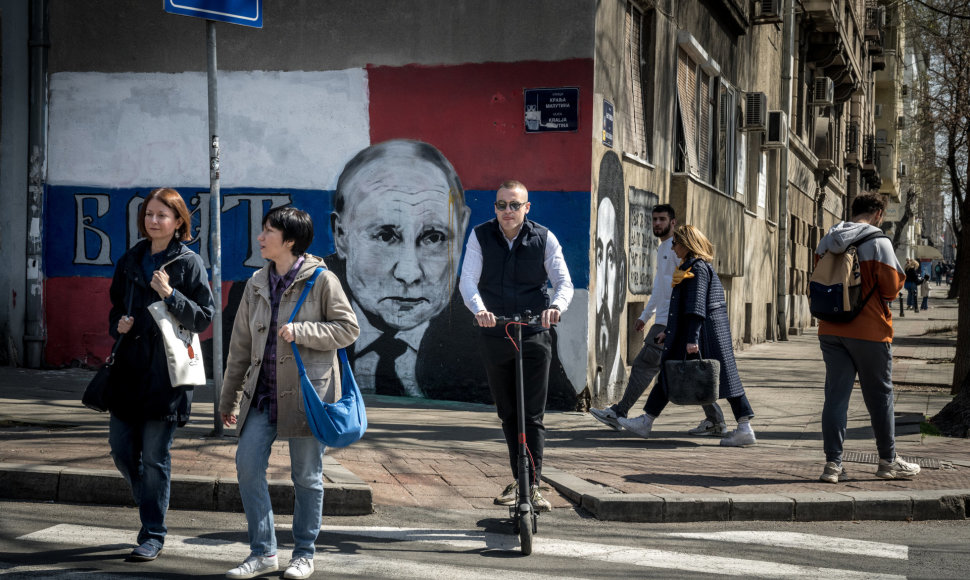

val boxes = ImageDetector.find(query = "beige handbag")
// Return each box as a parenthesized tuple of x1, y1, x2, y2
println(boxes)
(148, 255, 207, 387)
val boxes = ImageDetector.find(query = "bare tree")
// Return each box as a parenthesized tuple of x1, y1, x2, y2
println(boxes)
(908, 0, 970, 434)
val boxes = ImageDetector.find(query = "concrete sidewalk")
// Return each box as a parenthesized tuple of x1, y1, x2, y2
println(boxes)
(1, 295, 968, 522)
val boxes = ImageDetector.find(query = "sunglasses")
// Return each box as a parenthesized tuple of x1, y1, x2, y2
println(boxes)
(494, 201, 526, 211)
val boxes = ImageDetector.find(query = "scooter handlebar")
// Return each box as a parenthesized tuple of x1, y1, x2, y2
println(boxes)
(474, 310, 549, 327)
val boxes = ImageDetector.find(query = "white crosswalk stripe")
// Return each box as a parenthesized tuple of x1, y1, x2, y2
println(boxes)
(15, 523, 907, 580)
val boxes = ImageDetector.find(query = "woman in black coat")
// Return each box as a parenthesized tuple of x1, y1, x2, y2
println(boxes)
(619, 225, 756, 446)
(106, 188, 214, 561)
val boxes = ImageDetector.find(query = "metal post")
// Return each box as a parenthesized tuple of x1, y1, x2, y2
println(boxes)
(24, 0, 50, 368)
(776, 0, 795, 341)
(207, 20, 224, 436)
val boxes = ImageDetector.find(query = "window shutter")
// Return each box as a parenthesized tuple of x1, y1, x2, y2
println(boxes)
(676, 48, 698, 175)
(625, 4, 645, 156)
(698, 71, 711, 180)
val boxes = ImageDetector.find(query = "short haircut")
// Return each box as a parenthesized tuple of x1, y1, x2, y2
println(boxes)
(498, 179, 528, 197)
(263, 206, 314, 257)
(334, 139, 464, 214)
(652, 203, 675, 219)
(851, 193, 886, 218)
(138, 188, 192, 241)
(673, 224, 715, 263)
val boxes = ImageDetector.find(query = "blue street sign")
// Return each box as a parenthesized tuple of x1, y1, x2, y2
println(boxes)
(164, 0, 263, 28)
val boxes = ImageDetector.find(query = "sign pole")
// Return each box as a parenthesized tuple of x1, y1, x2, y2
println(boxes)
(207, 19, 224, 436)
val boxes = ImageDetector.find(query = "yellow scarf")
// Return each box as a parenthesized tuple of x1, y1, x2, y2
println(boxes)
(671, 266, 694, 287)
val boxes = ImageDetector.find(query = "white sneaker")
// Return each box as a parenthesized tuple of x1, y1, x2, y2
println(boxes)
(283, 556, 314, 579)
(589, 406, 622, 430)
(819, 461, 848, 483)
(687, 419, 728, 437)
(617, 414, 654, 439)
(719, 425, 757, 447)
(876, 456, 921, 480)
(226, 555, 278, 579)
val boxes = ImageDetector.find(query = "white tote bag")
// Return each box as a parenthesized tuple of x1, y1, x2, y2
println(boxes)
(148, 255, 207, 387)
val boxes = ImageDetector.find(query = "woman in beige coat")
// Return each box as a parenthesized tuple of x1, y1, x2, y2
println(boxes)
(219, 206, 359, 580)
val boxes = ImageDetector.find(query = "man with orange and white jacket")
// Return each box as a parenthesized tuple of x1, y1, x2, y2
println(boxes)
(815, 193, 920, 484)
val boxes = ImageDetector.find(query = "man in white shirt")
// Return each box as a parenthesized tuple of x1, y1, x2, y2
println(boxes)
(459, 180, 573, 512)
(589, 204, 726, 437)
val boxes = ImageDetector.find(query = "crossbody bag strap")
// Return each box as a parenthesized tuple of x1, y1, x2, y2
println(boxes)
(288, 267, 326, 374)
(107, 278, 135, 365)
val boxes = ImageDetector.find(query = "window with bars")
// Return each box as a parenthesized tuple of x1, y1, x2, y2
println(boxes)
(624, 2, 654, 161)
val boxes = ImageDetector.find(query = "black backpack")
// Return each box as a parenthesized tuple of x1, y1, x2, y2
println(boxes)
(809, 231, 888, 323)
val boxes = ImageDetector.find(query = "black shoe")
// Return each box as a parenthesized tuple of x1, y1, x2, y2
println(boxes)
(129, 542, 162, 561)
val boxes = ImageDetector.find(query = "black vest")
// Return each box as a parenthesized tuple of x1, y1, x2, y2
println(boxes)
(475, 218, 550, 336)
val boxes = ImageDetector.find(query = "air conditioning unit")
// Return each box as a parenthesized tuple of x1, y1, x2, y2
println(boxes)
(811, 77, 835, 107)
(897, 115, 906, 129)
(743, 92, 767, 132)
(899, 162, 908, 177)
(765, 111, 788, 148)
(754, 0, 783, 23)
(874, 103, 883, 118)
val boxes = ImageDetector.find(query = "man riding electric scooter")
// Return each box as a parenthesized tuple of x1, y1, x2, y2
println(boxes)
(459, 180, 573, 553)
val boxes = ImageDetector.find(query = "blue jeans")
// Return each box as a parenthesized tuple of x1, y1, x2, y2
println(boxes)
(236, 406, 326, 559)
(819, 335, 896, 464)
(905, 282, 917, 309)
(109, 415, 178, 548)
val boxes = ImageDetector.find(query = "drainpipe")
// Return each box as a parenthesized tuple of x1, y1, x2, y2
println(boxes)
(776, 0, 795, 341)
(24, 0, 49, 368)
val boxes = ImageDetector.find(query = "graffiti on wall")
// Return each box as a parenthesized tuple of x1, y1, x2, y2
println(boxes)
(594, 152, 626, 399)
(628, 187, 660, 294)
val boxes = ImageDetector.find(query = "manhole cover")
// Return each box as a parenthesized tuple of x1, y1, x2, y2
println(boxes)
(842, 451, 941, 469)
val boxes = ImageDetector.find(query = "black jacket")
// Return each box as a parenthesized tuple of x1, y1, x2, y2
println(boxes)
(107, 238, 214, 424)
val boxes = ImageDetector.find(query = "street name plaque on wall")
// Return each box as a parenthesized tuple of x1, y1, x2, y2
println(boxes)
(524, 87, 580, 133)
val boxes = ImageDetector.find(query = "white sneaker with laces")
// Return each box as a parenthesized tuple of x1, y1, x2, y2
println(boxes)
(876, 455, 921, 479)
(719, 424, 757, 447)
(494, 481, 518, 506)
(819, 461, 848, 483)
(617, 414, 654, 439)
(589, 406, 622, 431)
(226, 555, 278, 579)
(283, 556, 314, 580)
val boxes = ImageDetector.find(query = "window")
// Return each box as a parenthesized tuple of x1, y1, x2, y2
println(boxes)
(674, 33, 731, 190)
(625, 2, 654, 161)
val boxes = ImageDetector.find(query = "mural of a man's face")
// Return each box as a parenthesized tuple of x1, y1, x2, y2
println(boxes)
(333, 156, 470, 331)
(596, 197, 620, 356)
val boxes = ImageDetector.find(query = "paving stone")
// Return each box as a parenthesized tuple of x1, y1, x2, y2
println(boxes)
(784, 492, 854, 521)
(661, 494, 731, 523)
(730, 493, 795, 521)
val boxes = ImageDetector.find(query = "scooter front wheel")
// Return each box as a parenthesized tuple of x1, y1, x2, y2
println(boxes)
(518, 511, 533, 555)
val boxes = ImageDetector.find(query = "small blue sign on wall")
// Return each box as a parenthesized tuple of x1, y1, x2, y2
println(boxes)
(164, 0, 263, 28)
(603, 99, 614, 147)
(524, 87, 580, 133)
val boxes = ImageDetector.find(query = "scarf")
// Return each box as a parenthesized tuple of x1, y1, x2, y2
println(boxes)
(671, 265, 694, 287)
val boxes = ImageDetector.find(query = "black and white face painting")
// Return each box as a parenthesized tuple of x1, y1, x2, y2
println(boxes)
(333, 148, 470, 331)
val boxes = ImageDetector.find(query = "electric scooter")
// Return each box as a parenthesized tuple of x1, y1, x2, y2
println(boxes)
(492, 311, 544, 555)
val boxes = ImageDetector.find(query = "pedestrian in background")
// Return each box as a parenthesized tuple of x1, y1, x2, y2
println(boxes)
(920, 274, 931, 311)
(589, 205, 726, 438)
(220, 207, 359, 580)
(814, 193, 919, 484)
(904, 259, 920, 312)
(106, 188, 214, 561)
(459, 180, 573, 512)
(618, 225, 757, 447)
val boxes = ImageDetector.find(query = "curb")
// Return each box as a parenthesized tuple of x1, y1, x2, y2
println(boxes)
(542, 468, 970, 522)
(0, 459, 373, 516)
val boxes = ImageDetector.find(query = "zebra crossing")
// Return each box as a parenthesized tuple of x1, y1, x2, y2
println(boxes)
(11, 523, 909, 579)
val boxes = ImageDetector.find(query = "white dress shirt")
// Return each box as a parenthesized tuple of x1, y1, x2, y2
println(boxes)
(459, 224, 573, 315)
(638, 236, 677, 326)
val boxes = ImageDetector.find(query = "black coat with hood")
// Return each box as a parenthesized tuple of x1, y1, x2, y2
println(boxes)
(107, 238, 214, 425)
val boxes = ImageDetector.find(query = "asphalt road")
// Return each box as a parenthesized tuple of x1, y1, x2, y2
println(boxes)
(2, 500, 969, 579)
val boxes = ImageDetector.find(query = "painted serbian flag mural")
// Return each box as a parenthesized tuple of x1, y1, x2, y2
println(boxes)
(44, 60, 593, 406)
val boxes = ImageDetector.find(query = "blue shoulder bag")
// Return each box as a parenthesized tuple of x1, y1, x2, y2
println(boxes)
(288, 267, 367, 448)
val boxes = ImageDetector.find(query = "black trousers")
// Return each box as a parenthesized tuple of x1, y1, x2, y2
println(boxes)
(479, 330, 552, 484)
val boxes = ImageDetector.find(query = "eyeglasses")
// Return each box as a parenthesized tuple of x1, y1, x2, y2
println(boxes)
(494, 201, 526, 212)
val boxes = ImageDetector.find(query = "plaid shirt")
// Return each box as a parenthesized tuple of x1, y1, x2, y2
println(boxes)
(252, 256, 304, 423)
